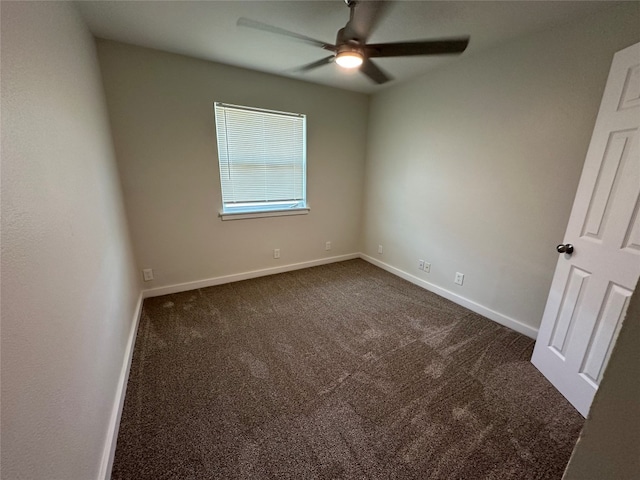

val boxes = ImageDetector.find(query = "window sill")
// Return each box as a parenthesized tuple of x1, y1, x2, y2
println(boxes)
(219, 207, 310, 221)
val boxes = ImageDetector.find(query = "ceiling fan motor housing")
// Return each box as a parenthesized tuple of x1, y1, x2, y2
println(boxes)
(337, 25, 362, 45)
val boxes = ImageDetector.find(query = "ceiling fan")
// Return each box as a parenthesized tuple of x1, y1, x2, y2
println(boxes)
(237, 0, 470, 85)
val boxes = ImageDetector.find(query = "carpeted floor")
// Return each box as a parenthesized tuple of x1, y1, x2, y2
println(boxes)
(112, 259, 583, 479)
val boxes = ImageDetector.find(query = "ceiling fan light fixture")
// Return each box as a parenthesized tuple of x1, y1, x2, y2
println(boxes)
(335, 50, 363, 69)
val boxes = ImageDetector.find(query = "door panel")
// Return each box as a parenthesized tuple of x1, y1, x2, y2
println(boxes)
(549, 266, 590, 357)
(580, 282, 631, 385)
(622, 197, 640, 251)
(618, 64, 640, 110)
(581, 129, 635, 241)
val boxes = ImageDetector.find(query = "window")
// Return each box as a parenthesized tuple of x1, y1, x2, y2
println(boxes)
(214, 102, 308, 220)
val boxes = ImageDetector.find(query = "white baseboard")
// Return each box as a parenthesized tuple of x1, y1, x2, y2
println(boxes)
(98, 291, 144, 480)
(142, 253, 360, 299)
(359, 254, 538, 339)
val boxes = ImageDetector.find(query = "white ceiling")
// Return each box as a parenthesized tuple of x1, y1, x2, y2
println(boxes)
(77, 0, 623, 94)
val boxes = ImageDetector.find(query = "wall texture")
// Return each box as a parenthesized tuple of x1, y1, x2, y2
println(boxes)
(96, 40, 369, 291)
(362, 3, 640, 332)
(0, 2, 140, 479)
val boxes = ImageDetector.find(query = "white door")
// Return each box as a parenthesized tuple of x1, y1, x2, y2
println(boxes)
(531, 42, 640, 417)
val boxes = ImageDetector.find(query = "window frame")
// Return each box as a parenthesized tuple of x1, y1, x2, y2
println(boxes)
(213, 102, 309, 221)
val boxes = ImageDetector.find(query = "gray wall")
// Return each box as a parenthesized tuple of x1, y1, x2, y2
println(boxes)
(361, 3, 640, 332)
(96, 40, 369, 291)
(0, 2, 139, 478)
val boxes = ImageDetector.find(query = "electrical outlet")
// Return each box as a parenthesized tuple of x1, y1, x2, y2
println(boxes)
(378, 244, 383, 254)
(455, 272, 464, 286)
(325, 241, 331, 251)
(424, 262, 431, 273)
(418, 259, 425, 270)
(273, 248, 280, 259)
(142, 268, 154, 282)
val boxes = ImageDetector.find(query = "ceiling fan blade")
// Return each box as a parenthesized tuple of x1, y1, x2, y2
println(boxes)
(365, 37, 470, 57)
(292, 56, 335, 73)
(360, 58, 392, 84)
(237, 18, 335, 51)
(344, 1, 390, 42)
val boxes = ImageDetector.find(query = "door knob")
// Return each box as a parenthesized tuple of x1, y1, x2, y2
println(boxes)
(557, 243, 574, 255)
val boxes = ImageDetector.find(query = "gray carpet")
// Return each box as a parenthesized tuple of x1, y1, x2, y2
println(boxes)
(112, 259, 583, 479)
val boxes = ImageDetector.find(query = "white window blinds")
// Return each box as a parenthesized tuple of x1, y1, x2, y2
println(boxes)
(214, 102, 307, 214)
